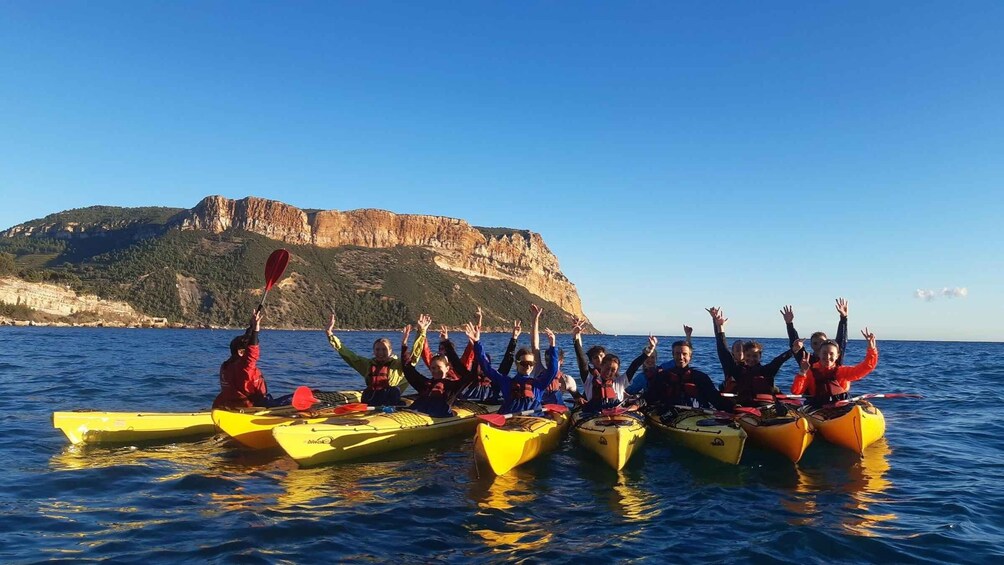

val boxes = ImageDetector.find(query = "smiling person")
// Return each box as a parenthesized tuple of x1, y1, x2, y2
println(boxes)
(792, 328, 879, 408)
(401, 314, 478, 418)
(645, 339, 730, 412)
(325, 311, 410, 407)
(470, 318, 558, 415)
(782, 298, 849, 366)
(708, 307, 797, 406)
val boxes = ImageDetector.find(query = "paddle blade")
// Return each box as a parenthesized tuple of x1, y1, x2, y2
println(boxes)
(542, 403, 568, 414)
(477, 414, 507, 426)
(734, 406, 762, 417)
(291, 386, 319, 411)
(601, 407, 625, 417)
(332, 402, 369, 415)
(264, 249, 290, 291)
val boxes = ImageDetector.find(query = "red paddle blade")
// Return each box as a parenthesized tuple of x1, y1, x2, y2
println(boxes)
(542, 403, 568, 413)
(734, 406, 762, 417)
(477, 414, 507, 426)
(332, 402, 369, 415)
(291, 386, 319, 411)
(263, 249, 290, 291)
(601, 407, 625, 417)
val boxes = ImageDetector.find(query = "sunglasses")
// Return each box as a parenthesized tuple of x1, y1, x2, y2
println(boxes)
(518, 360, 535, 367)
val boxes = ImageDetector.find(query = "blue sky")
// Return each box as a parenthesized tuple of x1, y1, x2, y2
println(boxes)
(1, 2, 1001, 341)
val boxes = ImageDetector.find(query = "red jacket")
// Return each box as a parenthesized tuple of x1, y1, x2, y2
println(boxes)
(421, 338, 475, 381)
(213, 344, 267, 408)
(791, 346, 878, 400)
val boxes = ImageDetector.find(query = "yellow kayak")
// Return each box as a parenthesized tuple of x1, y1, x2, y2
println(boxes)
(647, 408, 747, 465)
(52, 411, 216, 445)
(737, 405, 814, 463)
(212, 390, 364, 449)
(804, 401, 885, 455)
(272, 400, 494, 467)
(572, 409, 647, 471)
(474, 410, 570, 475)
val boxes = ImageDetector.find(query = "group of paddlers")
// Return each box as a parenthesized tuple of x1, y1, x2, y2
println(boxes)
(212, 298, 878, 417)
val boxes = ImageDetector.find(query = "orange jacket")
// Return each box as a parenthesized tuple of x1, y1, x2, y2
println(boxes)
(791, 346, 878, 399)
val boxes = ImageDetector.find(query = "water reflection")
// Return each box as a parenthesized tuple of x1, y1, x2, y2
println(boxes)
(610, 473, 662, 523)
(466, 469, 551, 553)
(784, 439, 895, 536)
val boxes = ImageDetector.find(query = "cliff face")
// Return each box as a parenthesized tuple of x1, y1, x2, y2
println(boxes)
(172, 196, 587, 320)
(0, 277, 146, 321)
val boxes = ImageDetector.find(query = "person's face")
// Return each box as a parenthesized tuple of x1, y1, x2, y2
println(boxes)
(373, 341, 392, 362)
(743, 349, 762, 367)
(673, 345, 692, 368)
(601, 360, 620, 379)
(819, 344, 840, 369)
(431, 359, 449, 380)
(517, 354, 535, 375)
(590, 352, 605, 367)
(643, 355, 656, 369)
(810, 334, 828, 355)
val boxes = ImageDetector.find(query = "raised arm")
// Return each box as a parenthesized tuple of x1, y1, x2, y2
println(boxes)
(325, 312, 373, 377)
(763, 341, 796, 378)
(708, 307, 737, 377)
(442, 338, 476, 381)
(530, 304, 543, 368)
(835, 298, 849, 364)
(625, 335, 657, 381)
(838, 328, 878, 383)
(533, 329, 560, 388)
(684, 324, 693, 348)
(781, 305, 802, 351)
(572, 318, 590, 380)
(497, 318, 521, 376)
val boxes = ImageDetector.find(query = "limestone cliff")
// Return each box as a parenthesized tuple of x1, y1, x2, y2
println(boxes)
(172, 196, 587, 321)
(0, 277, 147, 322)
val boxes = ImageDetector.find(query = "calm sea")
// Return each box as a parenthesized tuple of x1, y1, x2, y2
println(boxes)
(1, 327, 1002, 563)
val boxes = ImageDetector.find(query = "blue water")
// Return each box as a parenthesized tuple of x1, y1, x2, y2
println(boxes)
(2, 327, 1002, 563)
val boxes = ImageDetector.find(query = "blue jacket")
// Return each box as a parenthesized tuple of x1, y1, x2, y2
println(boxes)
(475, 341, 558, 414)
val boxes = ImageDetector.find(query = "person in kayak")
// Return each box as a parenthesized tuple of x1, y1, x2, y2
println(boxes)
(580, 354, 630, 412)
(707, 307, 796, 406)
(213, 310, 269, 409)
(782, 298, 849, 366)
(528, 304, 580, 406)
(469, 320, 558, 414)
(645, 340, 730, 412)
(624, 328, 691, 398)
(325, 311, 410, 406)
(571, 317, 610, 384)
(792, 327, 879, 407)
(401, 314, 478, 418)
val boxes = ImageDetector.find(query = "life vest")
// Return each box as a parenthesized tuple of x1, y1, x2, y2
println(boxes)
(510, 377, 535, 399)
(427, 378, 446, 398)
(653, 368, 695, 405)
(547, 372, 565, 393)
(368, 363, 391, 391)
(810, 367, 848, 403)
(591, 375, 617, 401)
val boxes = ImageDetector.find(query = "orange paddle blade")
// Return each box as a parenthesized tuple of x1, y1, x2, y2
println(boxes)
(291, 386, 319, 411)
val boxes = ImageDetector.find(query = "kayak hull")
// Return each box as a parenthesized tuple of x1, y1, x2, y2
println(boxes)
(806, 402, 885, 455)
(212, 390, 363, 449)
(52, 411, 216, 445)
(572, 410, 647, 471)
(273, 401, 494, 467)
(474, 411, 570, 475)
(738, 411, 814, 463)
(647, 409, 747, 465)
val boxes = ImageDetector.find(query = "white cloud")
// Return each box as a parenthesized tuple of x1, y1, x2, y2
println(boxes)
(915, 287, 968, 301)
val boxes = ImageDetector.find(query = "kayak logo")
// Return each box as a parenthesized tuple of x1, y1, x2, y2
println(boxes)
(598, 437, 608, 445)
(711, 438, 725, 447)
(306, 436, 334, 445)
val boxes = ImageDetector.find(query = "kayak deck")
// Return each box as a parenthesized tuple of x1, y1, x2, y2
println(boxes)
(52, 411, 216, 446)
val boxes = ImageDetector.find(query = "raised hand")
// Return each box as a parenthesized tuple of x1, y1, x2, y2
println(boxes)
(476, 306, 484, 328)
(836, 298, 849, 318)
(571, 318, 584, 340)
(401, 324, 412, 347)
(417, 313, 432, 333)
(326, 313, 336, 335)
(797, 349, 810, 373)
(531, 304, 543, 319)
(683, 324, 693, 338)
(511, 319, 522, 339)
(647, 334, 658, 354)
(781, 305, 795, 324)
(464, 321, 481, 343)
(439, 325, 449, 341)
(791, 338, 804, 354)
(706, 306, 727, 329)
(544, 327, 556, 347)
(861, 327, 876, 349)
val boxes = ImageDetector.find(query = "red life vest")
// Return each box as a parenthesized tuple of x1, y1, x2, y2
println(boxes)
(547, 372, 564, 393)
(591, 375, 617, 401)
(810, 367, 848, 402)
(667, 368, 696, 403)
(369, 363, 391, 391)
(510, 377, 535, 399)
(428, 378, 446, 397)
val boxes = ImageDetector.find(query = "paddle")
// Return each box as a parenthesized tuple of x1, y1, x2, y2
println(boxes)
(291, 386, 320, 411)
(477, 403, 568, 426)
(834, 393, 923, 407)
(256, 249, 290, 314)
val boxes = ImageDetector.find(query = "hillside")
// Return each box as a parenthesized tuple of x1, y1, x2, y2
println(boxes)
(0, 197, 594, 331)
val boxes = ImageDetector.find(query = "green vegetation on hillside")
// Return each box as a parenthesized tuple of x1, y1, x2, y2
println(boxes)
(18, 206, 184, 228)
(0, 229, 589, 331)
